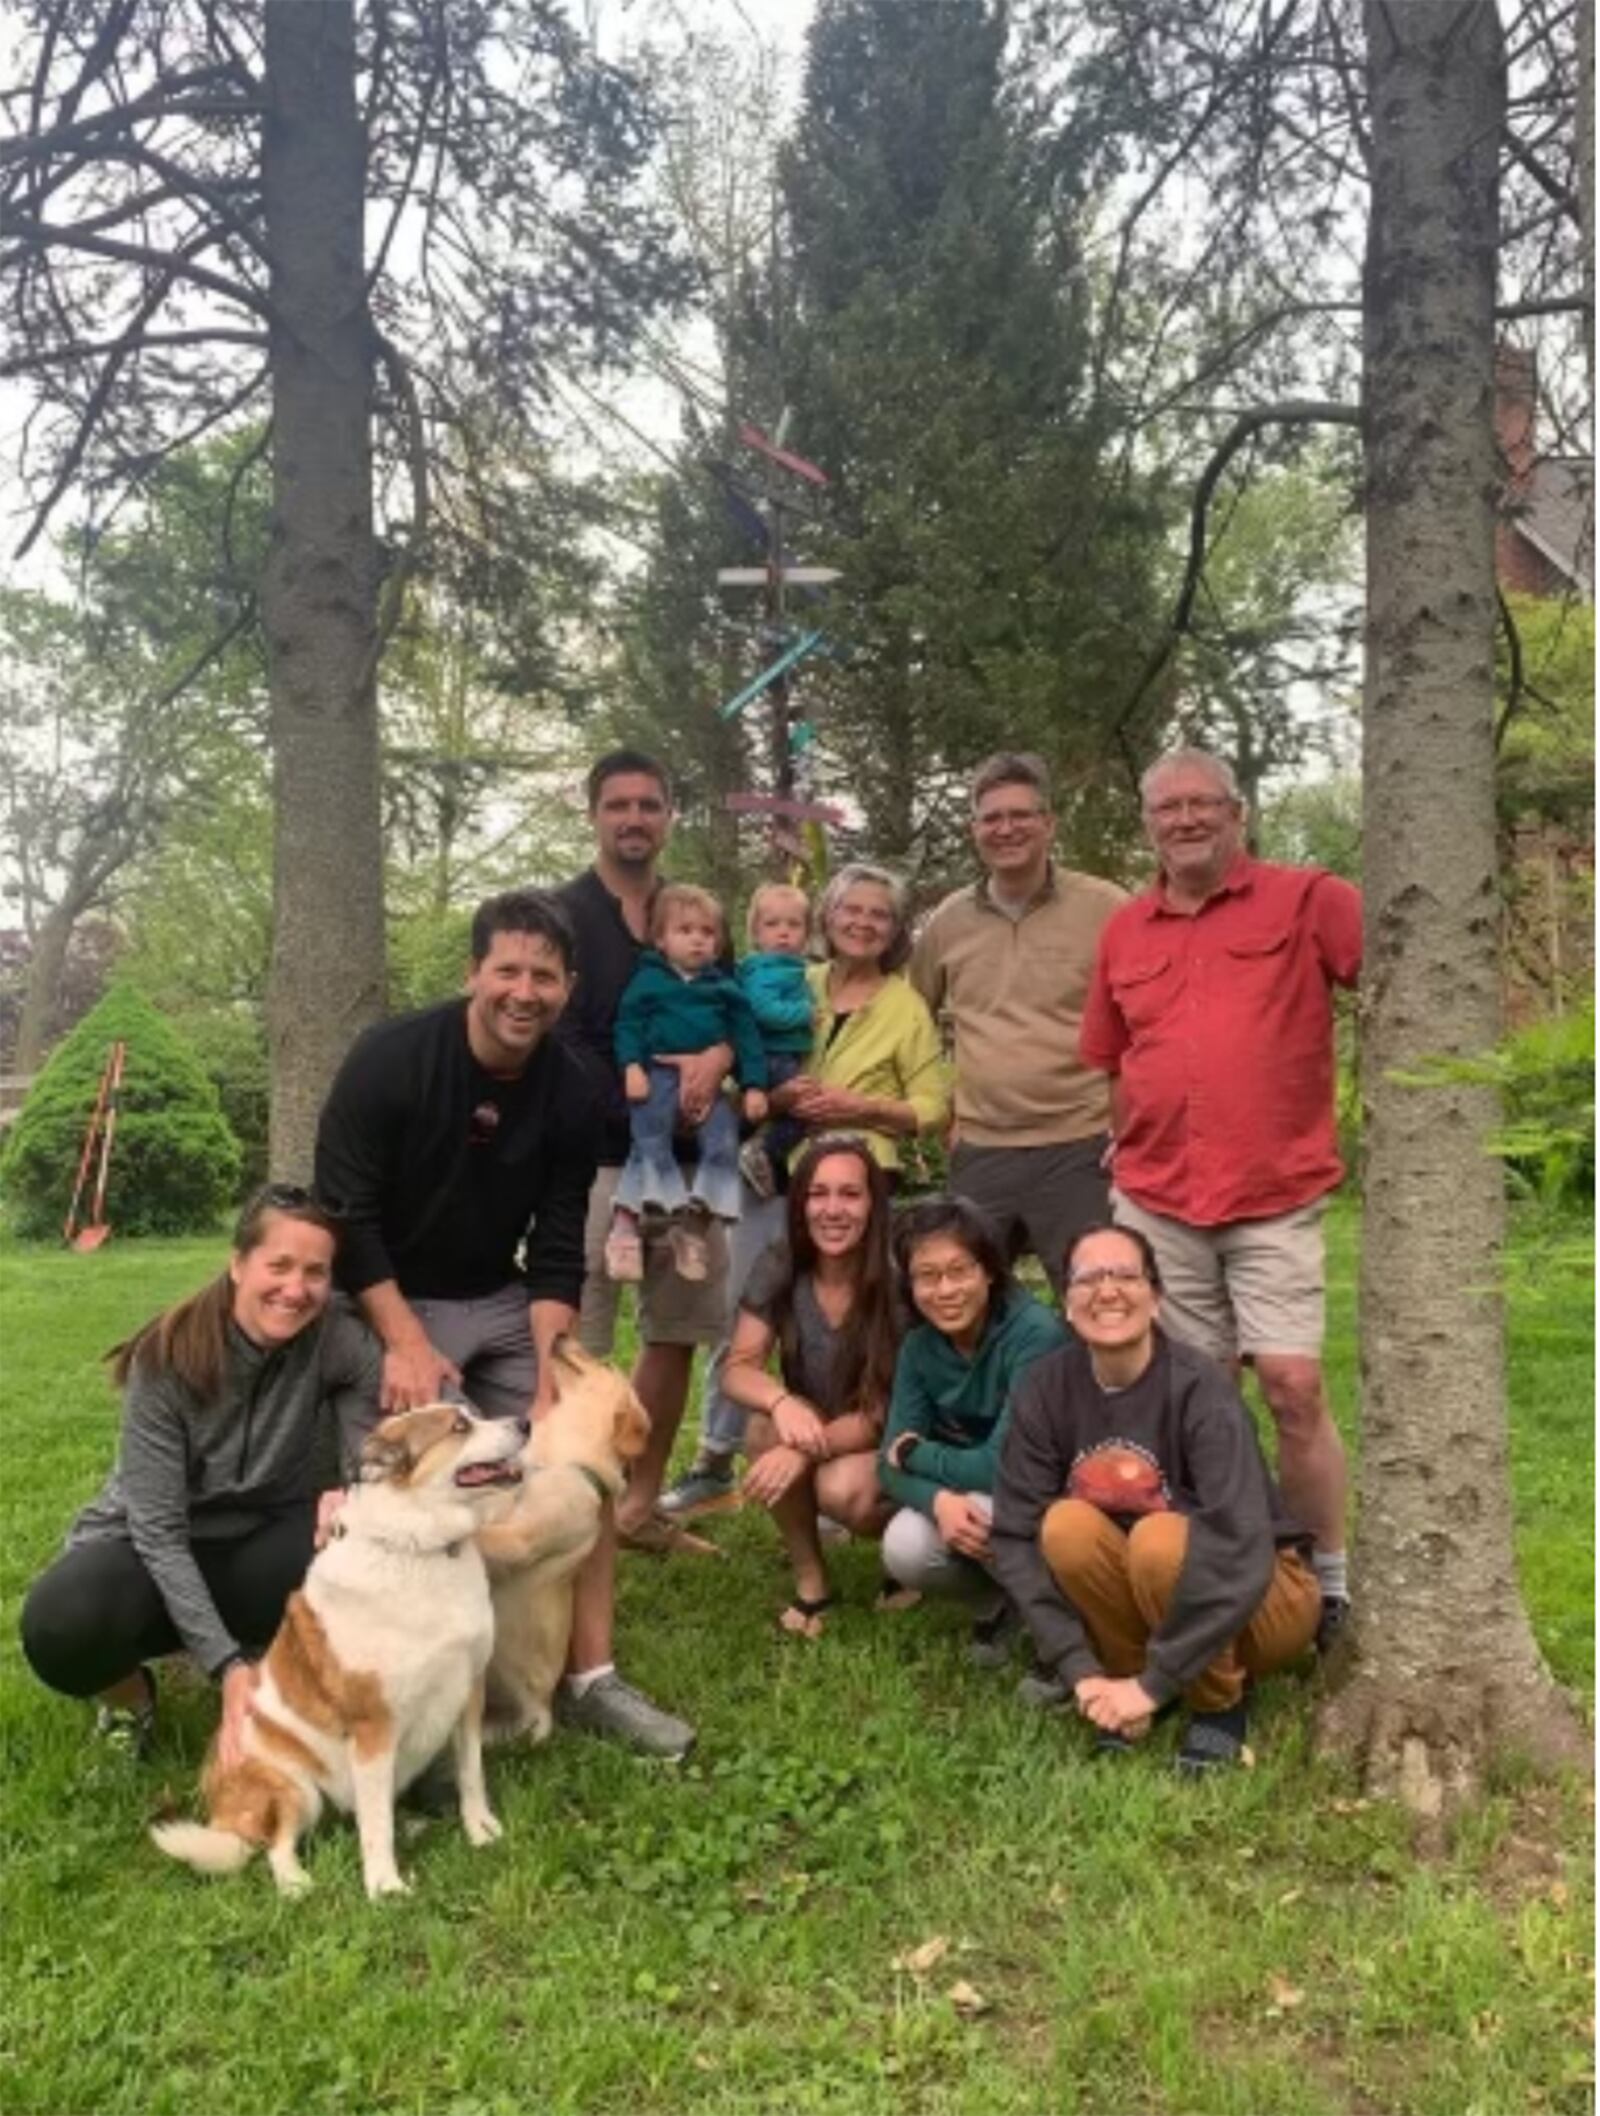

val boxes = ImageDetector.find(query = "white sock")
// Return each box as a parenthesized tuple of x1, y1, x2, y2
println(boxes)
(564, 1663, 615, 1699)
(1312, 1551, 1349, 1601)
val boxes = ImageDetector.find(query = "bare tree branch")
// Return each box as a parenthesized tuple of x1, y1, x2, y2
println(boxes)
(1112, 398, 1364, 773)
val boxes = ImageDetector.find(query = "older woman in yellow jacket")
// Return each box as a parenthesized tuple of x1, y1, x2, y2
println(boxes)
(780, 865, 949, 1172)
(649, 862, 951, 1530)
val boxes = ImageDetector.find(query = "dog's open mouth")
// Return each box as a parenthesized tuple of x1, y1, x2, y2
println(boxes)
(454, 1461, 524, 1489)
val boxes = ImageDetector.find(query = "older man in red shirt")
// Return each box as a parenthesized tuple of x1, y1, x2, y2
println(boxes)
(1080, 748, 1361, 1646)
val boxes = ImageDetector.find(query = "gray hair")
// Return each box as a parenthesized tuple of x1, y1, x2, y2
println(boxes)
(971, 750, 1051, 810)
(816, 861, 912, 973)
(1139, 748, 1242, 808)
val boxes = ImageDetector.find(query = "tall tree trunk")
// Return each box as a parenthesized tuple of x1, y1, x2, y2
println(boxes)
(12, 901, 77, 1076)
(1580, 0, 1594, 404)
(261, 0, 385, 1180)
(1320, 0, 1588, 1815)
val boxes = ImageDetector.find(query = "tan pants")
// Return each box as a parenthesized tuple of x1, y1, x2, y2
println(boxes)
(1039, 1500, 1320, 1712)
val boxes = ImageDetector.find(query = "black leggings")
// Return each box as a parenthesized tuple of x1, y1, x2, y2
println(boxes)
(19, 1505, 316, 1697)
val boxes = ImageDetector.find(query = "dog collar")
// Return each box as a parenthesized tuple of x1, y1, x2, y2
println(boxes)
(327, 1520, 464, 1555)
(524, 1462, 618, 1505)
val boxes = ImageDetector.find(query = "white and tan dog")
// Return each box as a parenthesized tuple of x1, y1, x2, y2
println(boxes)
(151, 1403, 523, 1899)
(478, 1338, 650, 1746)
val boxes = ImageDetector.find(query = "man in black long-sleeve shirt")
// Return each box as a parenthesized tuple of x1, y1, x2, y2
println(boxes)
(315, 889, 598, 1425)
(316, 881, 696, 1762)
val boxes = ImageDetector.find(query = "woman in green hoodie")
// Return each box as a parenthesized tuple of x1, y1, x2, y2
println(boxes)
(878, 1196, 1066, 1662)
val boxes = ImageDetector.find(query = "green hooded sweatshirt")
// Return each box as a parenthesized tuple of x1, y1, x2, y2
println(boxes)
(878, 1286, 1067, 1517)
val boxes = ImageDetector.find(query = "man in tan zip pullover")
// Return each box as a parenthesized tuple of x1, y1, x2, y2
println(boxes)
(910, 753, 1127, 1294)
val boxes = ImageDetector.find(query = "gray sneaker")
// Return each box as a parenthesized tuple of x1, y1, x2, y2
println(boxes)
(555, 1672, 696, 1760)
(1016, 1666, 1073, 1712)
(658, 1455, 739, 1519)
(967, 1598, 1023, 1671)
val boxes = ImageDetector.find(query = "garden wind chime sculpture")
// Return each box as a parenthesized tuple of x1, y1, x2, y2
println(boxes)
(712, 415, 845, 876)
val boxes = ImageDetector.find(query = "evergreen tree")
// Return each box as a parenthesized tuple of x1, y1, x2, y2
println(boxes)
(736, 0, 1167, 879)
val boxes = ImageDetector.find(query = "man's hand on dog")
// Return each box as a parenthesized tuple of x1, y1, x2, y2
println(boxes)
(217, 1659, 260, 1770)
(314, 1488, 348, 1548)
(381, 1336, 462, 1412)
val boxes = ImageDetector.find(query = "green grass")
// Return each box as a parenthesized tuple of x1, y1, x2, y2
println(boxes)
(1, 1202, 1593, 2116)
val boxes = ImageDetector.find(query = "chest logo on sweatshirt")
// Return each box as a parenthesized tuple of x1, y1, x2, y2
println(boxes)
(1067, 1440, 1172, 1519)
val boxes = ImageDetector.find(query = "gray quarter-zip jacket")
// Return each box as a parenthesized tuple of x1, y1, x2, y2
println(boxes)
(66, 1304, 381, 1676)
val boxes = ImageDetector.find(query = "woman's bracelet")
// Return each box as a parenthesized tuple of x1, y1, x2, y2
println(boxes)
(770, 1390, 793, 1418)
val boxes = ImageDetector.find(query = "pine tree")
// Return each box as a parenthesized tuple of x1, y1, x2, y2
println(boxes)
(740, 0, 1166, 877)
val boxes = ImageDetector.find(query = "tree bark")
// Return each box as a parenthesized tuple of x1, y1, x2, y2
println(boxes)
(1320, 0, 1589, 1815)
(261, 0, 385, 1180)
(12, 902, 77, 1077)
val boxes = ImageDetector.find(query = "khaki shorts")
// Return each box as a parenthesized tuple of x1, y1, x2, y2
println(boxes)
(577, 1165, 731, 1354)
(1109, 1189, 1328, 1361)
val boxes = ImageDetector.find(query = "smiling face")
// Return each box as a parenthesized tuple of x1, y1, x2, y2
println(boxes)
(1142, 759, 1246, 899)
(591, 769, 672, 875)
(825, 880, 898, 969)
(802, 1150, 875, 1261)
(1063, 1229, 1159, 1357)
(230, 1212, 335, 1348)
(972, 778, 1054, 889)
(906, 1230, 991, 1349)
(465, 929, 574, 1073)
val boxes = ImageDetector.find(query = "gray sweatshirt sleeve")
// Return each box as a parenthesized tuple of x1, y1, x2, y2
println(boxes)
(118, 1365, 241, 1678)
(322, 1307, 385, 1481)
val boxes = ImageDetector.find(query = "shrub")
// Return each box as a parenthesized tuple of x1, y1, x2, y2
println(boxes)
(0, 984, 242, 1238)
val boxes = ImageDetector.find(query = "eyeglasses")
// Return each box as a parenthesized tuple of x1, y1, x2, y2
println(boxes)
(1066, 1264, 1149, 1291)
(909, 1259, 985, 1292)
(975, 807, 1048, 831)
(1146, 794, 1232, 823)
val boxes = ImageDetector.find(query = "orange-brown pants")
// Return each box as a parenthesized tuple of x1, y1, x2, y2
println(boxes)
(1039, 1500, 1320, 1712)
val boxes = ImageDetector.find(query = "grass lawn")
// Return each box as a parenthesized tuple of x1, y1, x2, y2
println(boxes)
(0, 1199, 1592, 2116)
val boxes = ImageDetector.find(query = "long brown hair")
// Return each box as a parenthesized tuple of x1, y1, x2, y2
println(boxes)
(774, 1135, 901, 1414)
(107, 1186, 340, 1402)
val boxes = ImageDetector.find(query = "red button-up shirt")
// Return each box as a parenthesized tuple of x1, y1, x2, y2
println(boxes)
(1080, 856, 1362, 1226)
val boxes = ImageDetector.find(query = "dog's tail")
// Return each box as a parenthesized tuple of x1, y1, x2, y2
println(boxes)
(149, 1819, 256, 1876)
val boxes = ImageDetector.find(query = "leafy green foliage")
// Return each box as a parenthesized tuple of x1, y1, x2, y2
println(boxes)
(1492, 1006, 1595, 1207)
(0, 985, 240, 1238)
(1388, 1002, 1595, 1210)
(179, 1012, 270, 1195)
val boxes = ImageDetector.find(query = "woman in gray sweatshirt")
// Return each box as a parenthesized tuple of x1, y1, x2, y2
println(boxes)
(20, 1185, 381, 1760)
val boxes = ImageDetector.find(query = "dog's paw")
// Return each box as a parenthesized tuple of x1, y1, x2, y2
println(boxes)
(272, 1866, 314, 1900)
(463, 1808, 504, 1847)
(365, 1869, 413, 1900)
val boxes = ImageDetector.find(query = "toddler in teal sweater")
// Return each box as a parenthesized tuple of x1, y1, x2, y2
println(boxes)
(608, 883, 767, 1283)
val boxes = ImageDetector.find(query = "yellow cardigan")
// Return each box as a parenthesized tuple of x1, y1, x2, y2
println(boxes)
(799, 963, 951, 1173)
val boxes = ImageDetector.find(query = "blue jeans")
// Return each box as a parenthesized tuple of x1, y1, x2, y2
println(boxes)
(755, 1050, 807, 1173)
(615, 1065, 743, 1223)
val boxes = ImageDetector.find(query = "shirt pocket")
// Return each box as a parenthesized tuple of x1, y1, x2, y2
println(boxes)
(1109, 952, 1174, 1032)
(1223, 927, 1293, 982)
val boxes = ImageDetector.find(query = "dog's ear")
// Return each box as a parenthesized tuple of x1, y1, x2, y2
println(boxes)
(360, 1416, 413, 1482)
(361, 1405, 460, 1482)
(613, 1395, 650, 1462)
(549, 1335, 596, 1392)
